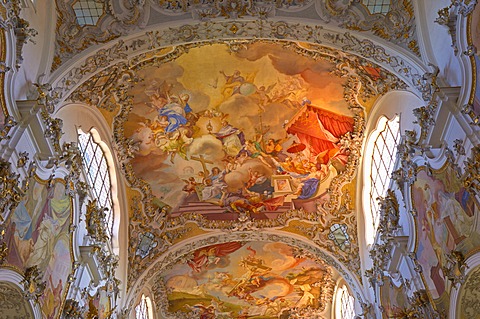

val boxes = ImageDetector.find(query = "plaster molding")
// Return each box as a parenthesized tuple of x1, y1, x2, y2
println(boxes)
(0, 268, 42, 318)
(449, 251, 480, 319)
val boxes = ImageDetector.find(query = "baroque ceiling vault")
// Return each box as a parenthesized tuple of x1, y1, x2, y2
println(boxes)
(7, 0, 480, 318)
(65, 35, 408, 318)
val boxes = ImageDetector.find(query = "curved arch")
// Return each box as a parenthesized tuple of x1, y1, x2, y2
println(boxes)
(362, 113, 401, 245)
(449, 251, 480, 319)
(134, 291, 156, 319)
(358, 90, 423, 246)
(356, 90, 424, 305)
(125, 231, 367, 315)
(0, 268, 41, 318)
(55, 102, 129, 301)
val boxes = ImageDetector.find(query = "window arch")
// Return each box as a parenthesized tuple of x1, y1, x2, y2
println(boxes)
(363, 114, 401, 245)
(335, 284, 355, 319)
(78, 129, 114, 239)
(135, 294, 153, 319)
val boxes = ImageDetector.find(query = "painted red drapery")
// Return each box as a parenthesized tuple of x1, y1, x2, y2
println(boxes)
(286, 105, 354, 156)
(188, 242, 244, 272)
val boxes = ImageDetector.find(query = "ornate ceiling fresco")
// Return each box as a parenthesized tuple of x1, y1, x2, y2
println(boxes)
(68, 37, 407, 309)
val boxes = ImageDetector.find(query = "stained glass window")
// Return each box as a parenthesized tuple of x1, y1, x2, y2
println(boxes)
(73, 0, 104, 26)
(362, 0, 391, 14)
(78, 130, 114, 239)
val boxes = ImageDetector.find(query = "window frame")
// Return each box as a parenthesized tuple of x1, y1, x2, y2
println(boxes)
(78, 129, 114, 240)
(135, 294, 154, 319)
(335, 284, 355, 319)
(363, 114, 401, 246)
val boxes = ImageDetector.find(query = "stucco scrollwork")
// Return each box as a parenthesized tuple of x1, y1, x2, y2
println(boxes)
(460, 265, 480, 318)
(376, 189, 401, 243)
(53, 0, 148, 70)
(0, 282, 34, 318)
(442, 250, 469, 286)
(20, 266, 46, 302)
(461, 103, 480, 126)
(149, 0, 314, 20)
(0, 0, 38, 69)
(85, 199, 110, 243)
(463, 145, 480, 197)
(318, 0, 419, 55)
(0, 159, 23, 223)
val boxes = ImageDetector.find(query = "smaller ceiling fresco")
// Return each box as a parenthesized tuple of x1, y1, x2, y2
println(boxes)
(154, 241, 335, 318)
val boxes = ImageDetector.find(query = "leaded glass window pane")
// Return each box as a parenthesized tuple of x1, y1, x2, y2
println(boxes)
(78, 131, 114, 239)
(362, 0, 390, 14)
(369, 115, 400, 234)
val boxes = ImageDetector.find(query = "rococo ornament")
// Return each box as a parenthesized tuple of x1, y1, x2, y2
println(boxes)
(463, 145, 480, 197)
(0, 159, 23, 219)
(0, 0, 38, 68)
(20, 266, 46, 302)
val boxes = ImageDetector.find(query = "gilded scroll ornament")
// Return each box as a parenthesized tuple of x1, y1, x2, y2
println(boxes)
(20, 266, 46, 302)
(453, 138, 466, 156)
(16, 151, 28, 168)
(0, 159, 22, 218)
(376, 189, 401, 243)
(463, 145, 480, 196)
(0, 224, 6, 264)
(442, 250, 469, 286)
(461, 103, 480, 126)
(0, 116, 16, 141)
(62, 299, 83, 319)
(85, 199, 110, 243)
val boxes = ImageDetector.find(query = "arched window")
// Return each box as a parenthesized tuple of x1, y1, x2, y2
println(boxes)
(135, 294, 153, 319)
(362, 0, 391, 14)
(363, 115, 401, 245)
(78, 129, 114, 239)
(335, 285, 355, 319)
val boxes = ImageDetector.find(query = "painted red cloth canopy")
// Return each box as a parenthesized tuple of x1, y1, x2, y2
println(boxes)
(285, 105, 354, 157)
